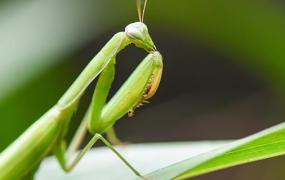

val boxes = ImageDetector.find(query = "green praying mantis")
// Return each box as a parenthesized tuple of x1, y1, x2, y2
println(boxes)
(0, 0, 163, 179)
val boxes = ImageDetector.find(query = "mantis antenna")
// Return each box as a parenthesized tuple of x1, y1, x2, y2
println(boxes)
(136, 0, 148, 22)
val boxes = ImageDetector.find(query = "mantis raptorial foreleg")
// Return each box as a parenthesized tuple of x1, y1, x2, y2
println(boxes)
(55, 52, 162, 177)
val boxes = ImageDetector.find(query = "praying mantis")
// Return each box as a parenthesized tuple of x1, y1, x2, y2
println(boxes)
(0, 0, 163, 179)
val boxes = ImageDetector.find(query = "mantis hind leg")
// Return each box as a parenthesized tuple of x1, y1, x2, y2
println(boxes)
(54, 133, 143, 178)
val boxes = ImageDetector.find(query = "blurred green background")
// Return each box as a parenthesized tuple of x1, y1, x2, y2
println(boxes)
(1, 0, 285, 179)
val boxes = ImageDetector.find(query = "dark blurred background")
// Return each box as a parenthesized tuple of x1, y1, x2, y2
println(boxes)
(1, 0, 285, 179)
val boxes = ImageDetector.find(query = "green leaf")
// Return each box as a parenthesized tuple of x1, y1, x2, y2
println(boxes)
(146, 122, 285, 179)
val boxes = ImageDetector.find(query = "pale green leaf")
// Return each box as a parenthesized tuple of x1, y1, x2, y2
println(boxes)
(146, 122, 285, 179)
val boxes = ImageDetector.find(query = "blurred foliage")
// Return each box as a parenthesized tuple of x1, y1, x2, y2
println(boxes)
(1, 0, 285, 156)
(149, 0, 285, 94)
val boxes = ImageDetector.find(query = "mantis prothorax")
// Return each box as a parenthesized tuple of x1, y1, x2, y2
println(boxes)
(0, 1, 163, 179)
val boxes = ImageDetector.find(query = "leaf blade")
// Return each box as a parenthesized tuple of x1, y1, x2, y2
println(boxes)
(145, 122, 285, 179)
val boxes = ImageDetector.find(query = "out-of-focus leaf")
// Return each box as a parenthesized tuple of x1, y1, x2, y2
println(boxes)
(149, 0, 285, 96)
(145, 121, 285, 179)
(0, 0, 132, 101)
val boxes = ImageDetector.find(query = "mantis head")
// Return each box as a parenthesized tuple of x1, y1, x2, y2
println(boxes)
(125, 22, 156, 52)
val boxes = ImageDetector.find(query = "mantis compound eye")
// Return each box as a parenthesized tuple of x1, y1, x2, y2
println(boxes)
(125, 22, 156, 52)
